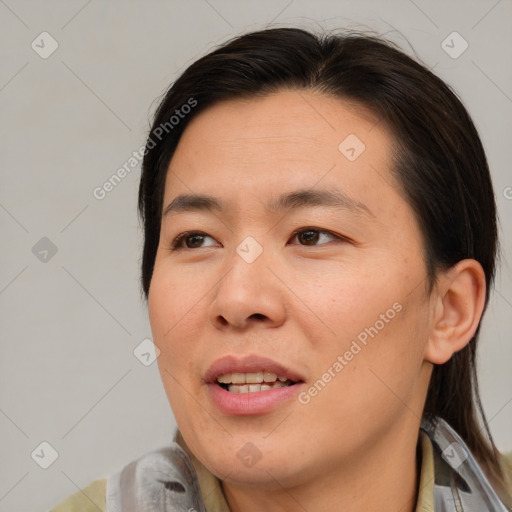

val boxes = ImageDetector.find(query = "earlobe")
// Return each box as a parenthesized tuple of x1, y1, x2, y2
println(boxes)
(424, 260, 486, 365)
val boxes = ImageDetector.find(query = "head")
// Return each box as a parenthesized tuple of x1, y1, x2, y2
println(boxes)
(138, 28, 503, 488)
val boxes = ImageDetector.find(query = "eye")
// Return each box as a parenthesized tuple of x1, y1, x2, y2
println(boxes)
(170, 231, 218, 250)
(289, 227, 341, 246)
(170, 227, 344, 251)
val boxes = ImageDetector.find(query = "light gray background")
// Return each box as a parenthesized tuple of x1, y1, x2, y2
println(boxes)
(0, 1, 511, 510)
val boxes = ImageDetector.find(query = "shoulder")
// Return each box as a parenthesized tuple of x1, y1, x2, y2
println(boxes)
(49, 478, 107, 512)
(502, 451, 512, 478)
(501, 452, 512, 497)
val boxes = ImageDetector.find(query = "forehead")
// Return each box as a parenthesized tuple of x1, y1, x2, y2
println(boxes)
(164, 90, 401, 219)
(175, 90, 383, 156)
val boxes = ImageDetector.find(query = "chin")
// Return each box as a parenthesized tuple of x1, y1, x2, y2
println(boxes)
(193, 435, 309, 489)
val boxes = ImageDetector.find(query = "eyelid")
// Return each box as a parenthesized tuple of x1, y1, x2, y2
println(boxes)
(289, 226, 347, 244)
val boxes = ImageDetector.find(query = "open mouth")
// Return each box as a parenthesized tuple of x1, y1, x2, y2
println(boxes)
(216, 371, 298, 393)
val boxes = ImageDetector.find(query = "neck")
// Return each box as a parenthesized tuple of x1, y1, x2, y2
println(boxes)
(221, 421, 421, 512)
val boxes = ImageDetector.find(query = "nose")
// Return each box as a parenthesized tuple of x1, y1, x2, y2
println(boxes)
(208, 245, 287, 331)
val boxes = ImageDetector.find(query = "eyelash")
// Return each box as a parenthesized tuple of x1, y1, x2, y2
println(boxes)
(169, 227, 348, 251)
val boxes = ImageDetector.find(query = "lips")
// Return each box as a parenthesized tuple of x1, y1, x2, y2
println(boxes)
(204, 354, 307, 415)
(204, 354, 306, 386)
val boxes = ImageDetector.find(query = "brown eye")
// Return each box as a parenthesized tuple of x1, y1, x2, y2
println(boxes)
(184, 234, 206, 248)
(290, 228, 339, 246)
(297, 230, 320, 245)
(171, 231, 217, 250)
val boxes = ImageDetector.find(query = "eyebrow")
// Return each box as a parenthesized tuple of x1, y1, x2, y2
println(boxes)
(162, 188, 375, 219)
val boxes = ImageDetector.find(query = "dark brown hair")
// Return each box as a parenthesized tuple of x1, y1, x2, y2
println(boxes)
(138, 27, 505, 486)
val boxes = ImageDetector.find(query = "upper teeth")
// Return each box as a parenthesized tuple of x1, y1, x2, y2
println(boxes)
(217, 372, 288, 384)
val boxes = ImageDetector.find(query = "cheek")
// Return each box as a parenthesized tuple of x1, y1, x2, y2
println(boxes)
(298, 307, 429, 455)
(148, 260, 206, 346)
(148, 273, 200, 429)
(148, 266, 203, 399)
(299, 260, 430, 404)
(295, 260, 409, 351)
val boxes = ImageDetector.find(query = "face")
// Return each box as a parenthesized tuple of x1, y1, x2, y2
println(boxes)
(148, 90, 435, 489)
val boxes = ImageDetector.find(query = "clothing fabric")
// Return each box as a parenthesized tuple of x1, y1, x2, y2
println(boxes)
(49, 416, 512, 512)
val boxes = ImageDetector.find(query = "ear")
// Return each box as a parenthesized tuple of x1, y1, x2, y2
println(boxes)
(424, 259, 487, 365)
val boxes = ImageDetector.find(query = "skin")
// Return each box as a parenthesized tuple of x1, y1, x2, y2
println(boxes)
(148, 90, 486, 512)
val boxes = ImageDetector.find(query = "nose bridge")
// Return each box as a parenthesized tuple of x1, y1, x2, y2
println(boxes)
(223, 233, 271, 292)
(235, 234, 266, 266)
(209, 233, 286, 329)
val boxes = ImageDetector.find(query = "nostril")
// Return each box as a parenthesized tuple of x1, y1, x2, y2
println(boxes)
(217, 316, 229, 326)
